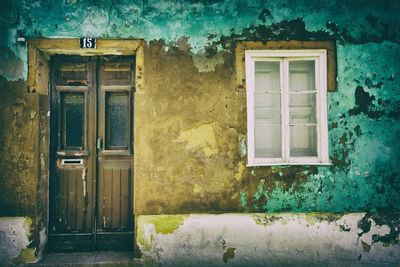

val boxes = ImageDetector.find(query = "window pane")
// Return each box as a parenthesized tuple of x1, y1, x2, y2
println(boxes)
(254, 61, 281, 159)
(255, 126, 281, 158)
(255, 93, 281, 125)
(106, 92, 129, 149)
(255, 61, 280, 92)
(290, 125, 317, 157)
(289, 93, 316, 124)
(289, 61, 315, 92)
(61, 92, 84, 149)
(289, 61, 317, 158)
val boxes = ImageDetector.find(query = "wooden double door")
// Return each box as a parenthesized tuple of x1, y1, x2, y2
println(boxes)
(49, 56, 134, 252)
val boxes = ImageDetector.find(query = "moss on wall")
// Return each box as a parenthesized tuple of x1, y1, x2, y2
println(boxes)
(13, 248, 36, 264)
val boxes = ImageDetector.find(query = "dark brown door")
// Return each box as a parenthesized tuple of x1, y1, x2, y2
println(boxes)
(49, 56, 134, 252)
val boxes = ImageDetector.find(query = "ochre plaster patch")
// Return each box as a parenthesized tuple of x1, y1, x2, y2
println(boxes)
(175, 123, 218, 156)
(234, 161, 246, 182)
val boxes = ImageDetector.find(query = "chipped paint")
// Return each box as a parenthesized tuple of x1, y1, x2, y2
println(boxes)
(0, 217, 35, 264)
(305, 212, 345, 225)
(253, 214, 287, 226)
(137, 213, 400, 266)
(234, 161, 246, 182)
(222, 247, 236, 263)
(81, 167, 87, 200)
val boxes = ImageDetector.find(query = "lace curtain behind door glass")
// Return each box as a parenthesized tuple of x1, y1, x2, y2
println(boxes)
(61, 92, 84, 150)
(105, 92, 129, 149)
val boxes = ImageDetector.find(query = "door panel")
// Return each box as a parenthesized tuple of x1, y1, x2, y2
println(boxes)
(98, 164, 132, 231)
(55, 167, 91, 232)
(49, 56, 134, 252)
(93, 58, 134, 250)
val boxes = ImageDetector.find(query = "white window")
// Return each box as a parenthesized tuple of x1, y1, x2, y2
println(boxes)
(245, 50, 329, 166)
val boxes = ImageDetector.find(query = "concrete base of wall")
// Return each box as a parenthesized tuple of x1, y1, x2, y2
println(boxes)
(137, 213, 400, 267)
(1, 213, 398, 266)
(0, 217, 37, 264)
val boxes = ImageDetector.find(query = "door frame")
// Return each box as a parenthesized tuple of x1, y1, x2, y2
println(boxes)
(28, 38, 144, 255)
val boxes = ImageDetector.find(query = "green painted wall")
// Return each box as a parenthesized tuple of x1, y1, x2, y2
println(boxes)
(0, 0, 399, 219)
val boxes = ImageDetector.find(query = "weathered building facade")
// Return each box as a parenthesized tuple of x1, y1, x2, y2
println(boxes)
(0, 0, 399, 266)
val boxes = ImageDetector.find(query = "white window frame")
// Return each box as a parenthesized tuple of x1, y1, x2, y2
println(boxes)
(245, 49, 330, 166)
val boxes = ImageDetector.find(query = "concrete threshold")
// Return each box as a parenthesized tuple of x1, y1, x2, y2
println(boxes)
(26, 252, 143, 267)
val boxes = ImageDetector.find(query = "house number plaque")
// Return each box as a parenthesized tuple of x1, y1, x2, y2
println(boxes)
(80, 38, 96, 49)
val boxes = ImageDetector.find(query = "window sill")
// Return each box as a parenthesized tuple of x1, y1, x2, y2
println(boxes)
(246, 162, 332, 167)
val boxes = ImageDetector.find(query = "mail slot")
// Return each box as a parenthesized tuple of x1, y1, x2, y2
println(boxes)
(61, 158, 83, 166)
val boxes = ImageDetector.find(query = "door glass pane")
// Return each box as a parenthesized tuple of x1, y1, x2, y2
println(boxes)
(105, 92, 129, 149)
(290, 125, 317, 157)
(255, 126, 282, 158)
(60, 92, 84, 150)
(289, 61, 315, 92)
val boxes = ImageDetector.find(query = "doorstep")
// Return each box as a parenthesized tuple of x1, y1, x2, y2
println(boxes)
(25, 252, 143, 267)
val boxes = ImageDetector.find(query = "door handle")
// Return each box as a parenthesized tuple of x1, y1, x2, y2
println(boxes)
(96, 137, 103, 150)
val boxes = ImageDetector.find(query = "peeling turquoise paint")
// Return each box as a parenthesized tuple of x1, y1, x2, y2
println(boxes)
(240, 191, 247, 208)
(1, 1, 399, 78)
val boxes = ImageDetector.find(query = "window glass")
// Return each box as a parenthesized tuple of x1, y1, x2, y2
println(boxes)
(290, 125, 317, 156)
(255, 126, 282, 158)
(289, 94, 317, 124)
(255, 61, 280, 92)
(254, 61, 281, 158)
(289, 61, 315, 92)
(105, 92, 129, 149)
(61, 92, 84, 150)
(245, 50, 329, 165)
(289, 60, 317, 157)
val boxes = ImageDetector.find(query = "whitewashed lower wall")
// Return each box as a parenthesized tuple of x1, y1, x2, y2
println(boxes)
(137, 213, 400, 267)
(0, 217, 36, 264)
